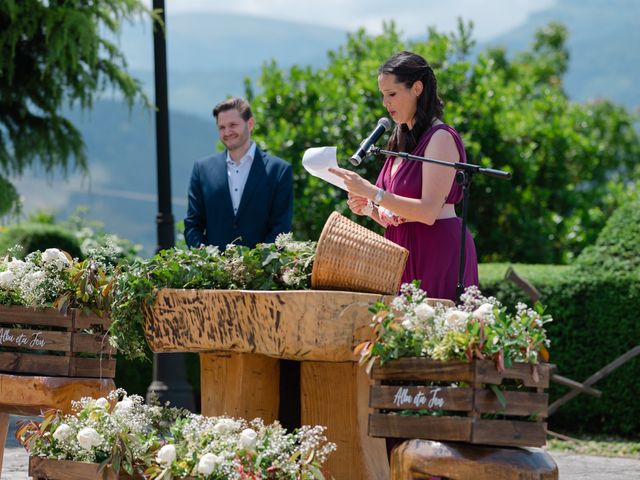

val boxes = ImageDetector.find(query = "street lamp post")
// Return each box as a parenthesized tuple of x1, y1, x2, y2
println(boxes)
(146, 0, 195, 411)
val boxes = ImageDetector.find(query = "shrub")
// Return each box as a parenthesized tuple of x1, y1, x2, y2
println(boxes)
(574, 200, 640, 274)
(479, 263, 640, 436)
(0, 223, 83, 259)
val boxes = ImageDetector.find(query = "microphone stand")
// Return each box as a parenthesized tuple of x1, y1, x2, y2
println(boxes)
(368, 146, 511, 301)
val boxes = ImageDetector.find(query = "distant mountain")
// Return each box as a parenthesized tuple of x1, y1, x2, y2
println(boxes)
(14, 101, 215, 254)
(119, 13, 348, 117)
(482, 0, 640, 108)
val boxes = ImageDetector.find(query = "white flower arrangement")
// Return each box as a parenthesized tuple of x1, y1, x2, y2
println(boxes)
(0, 249, 71, 308)
(18, 389, 336, 479)
(356, 282, 553, 372)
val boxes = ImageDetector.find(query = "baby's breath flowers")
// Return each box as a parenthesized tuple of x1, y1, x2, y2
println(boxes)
(18, 390, 336, 479)
(356, 282, 552, 372)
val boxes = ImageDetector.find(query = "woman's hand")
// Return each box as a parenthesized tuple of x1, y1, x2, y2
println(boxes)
(328, 167, 376, 199)
(347, 193, 371, 216)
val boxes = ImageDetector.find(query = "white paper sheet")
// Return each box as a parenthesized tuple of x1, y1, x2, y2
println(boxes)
(302, 146, 348, 191)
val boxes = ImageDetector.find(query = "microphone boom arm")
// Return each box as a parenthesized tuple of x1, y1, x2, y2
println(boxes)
(368, 147, 511, 180)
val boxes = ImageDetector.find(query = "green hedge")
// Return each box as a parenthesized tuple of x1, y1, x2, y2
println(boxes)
(479, 263, 640, 436)
(0, 223, 83, 259)
(575, 201, 640, 273)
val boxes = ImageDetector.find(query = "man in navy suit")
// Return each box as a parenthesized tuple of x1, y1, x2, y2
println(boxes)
(184, 97, 293, 249)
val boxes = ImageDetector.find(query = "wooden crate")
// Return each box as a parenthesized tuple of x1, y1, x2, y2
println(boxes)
(0, 305, 115, 378)
(368, 358, 551, 447)
(28, 456, 191, 479)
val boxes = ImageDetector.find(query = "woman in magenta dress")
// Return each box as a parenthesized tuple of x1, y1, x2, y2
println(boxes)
(330, 51, 478, 301)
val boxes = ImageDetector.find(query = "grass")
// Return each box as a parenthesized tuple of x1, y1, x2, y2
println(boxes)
(546, 433, 640, 458)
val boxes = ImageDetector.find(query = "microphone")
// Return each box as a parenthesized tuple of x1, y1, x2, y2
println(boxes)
(349, 117, 392, 166)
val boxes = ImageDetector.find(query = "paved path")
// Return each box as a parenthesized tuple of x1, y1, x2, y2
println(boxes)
(3, 416, 640, 479)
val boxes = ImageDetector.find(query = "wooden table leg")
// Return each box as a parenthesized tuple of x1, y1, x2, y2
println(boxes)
(199, 352, 280, 423)
(0, 412, 9, 475)
(301, 361, 389, 480)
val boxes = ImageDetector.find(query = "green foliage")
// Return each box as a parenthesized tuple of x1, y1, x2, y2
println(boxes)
(479, 263, 640, 436)
(63, 207, 142, 264)
(0, 0, 152, 214)
(0, 207, 141, 263)
(575, 200, 640, 273)
(0, 175, 20, 217)
(0, 223, 83, 259)
(247, 20, 640, 263)
(110, 237, 317, 360)
(357, 282, 551, 374)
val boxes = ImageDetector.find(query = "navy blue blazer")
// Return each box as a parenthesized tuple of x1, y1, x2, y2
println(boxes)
(184, 147, 293, 249)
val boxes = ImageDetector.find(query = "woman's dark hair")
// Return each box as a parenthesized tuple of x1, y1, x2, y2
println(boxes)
(379, 51, 444, 153)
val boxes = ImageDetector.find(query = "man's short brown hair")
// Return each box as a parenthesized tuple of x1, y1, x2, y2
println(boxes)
(212, 97, 253, 121)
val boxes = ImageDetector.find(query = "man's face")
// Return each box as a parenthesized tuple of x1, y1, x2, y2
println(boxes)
(216, 108, 254, 153)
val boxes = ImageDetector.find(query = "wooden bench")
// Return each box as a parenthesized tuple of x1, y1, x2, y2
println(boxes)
(0, 373, 115, 475)
(390, 439, 558, 480)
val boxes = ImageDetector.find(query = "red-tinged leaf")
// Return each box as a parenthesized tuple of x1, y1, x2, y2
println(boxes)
(465, 345, 473, 362)
(539, 345, 550, 362)
(365, 356, 376, 375)
(353, 341, 369, 358)
(495, 350, 505, 373)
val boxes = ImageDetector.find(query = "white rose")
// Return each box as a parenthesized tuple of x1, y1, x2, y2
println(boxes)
(414, 303, 435, 321)
(52, 423, 73, 442)
(42, 248, 69, 266)
(197, 452, 222, 475)
(240, 428, 257, 450)
(7, 259, 26, 273)
(445, 310, 469, 330)
(473, 303, 495, 322)
(95, 397, 109, 409)
(77, 427, 102, 450)
(156, 444, 177, 465)
(113, 398, 134, 415)
(401, 318, 414, 329)
(213, 418, 236, 434)
(0, 270, 14, 288)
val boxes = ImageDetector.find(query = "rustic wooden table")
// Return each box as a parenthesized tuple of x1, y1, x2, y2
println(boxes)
(143, 288, 403, 480)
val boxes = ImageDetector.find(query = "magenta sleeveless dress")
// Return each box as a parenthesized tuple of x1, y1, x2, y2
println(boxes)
(375, 124, 479, 301)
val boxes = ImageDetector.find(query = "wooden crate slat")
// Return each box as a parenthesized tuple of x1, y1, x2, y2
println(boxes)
(70, 357, 116, 378)
(472, 419, 547, 447)
(73, 332, 115, 355)
(475, 360, 551, 388)
(369, 385, 473, 411)
(0, 352, 71, 376)
(73, 311, 111, 330)
(28, 456, 197, 479)
(0, 327, 71, 352)
(474, 390, 548, 417)
(0, 306, 71, 328)
(370, 358, 474, 382)
(369, 413, 472, 441)
(369, 358, 551, 448)
(29, 456, 128, 480)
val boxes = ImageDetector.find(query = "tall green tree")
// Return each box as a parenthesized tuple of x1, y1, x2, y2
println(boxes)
(247, 21, 640, 264)
(0, 0, 150, 216)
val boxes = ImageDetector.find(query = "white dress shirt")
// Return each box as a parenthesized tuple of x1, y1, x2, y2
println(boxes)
(226, 142, 256, 215)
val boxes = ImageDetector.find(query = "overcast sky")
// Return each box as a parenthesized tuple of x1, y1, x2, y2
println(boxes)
(156, 0, 556, 40)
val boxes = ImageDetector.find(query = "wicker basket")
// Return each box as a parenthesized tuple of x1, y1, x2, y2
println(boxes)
(311, 212, 409, 294)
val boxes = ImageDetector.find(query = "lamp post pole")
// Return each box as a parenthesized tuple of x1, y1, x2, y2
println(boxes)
(146, 0, 194, 411)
